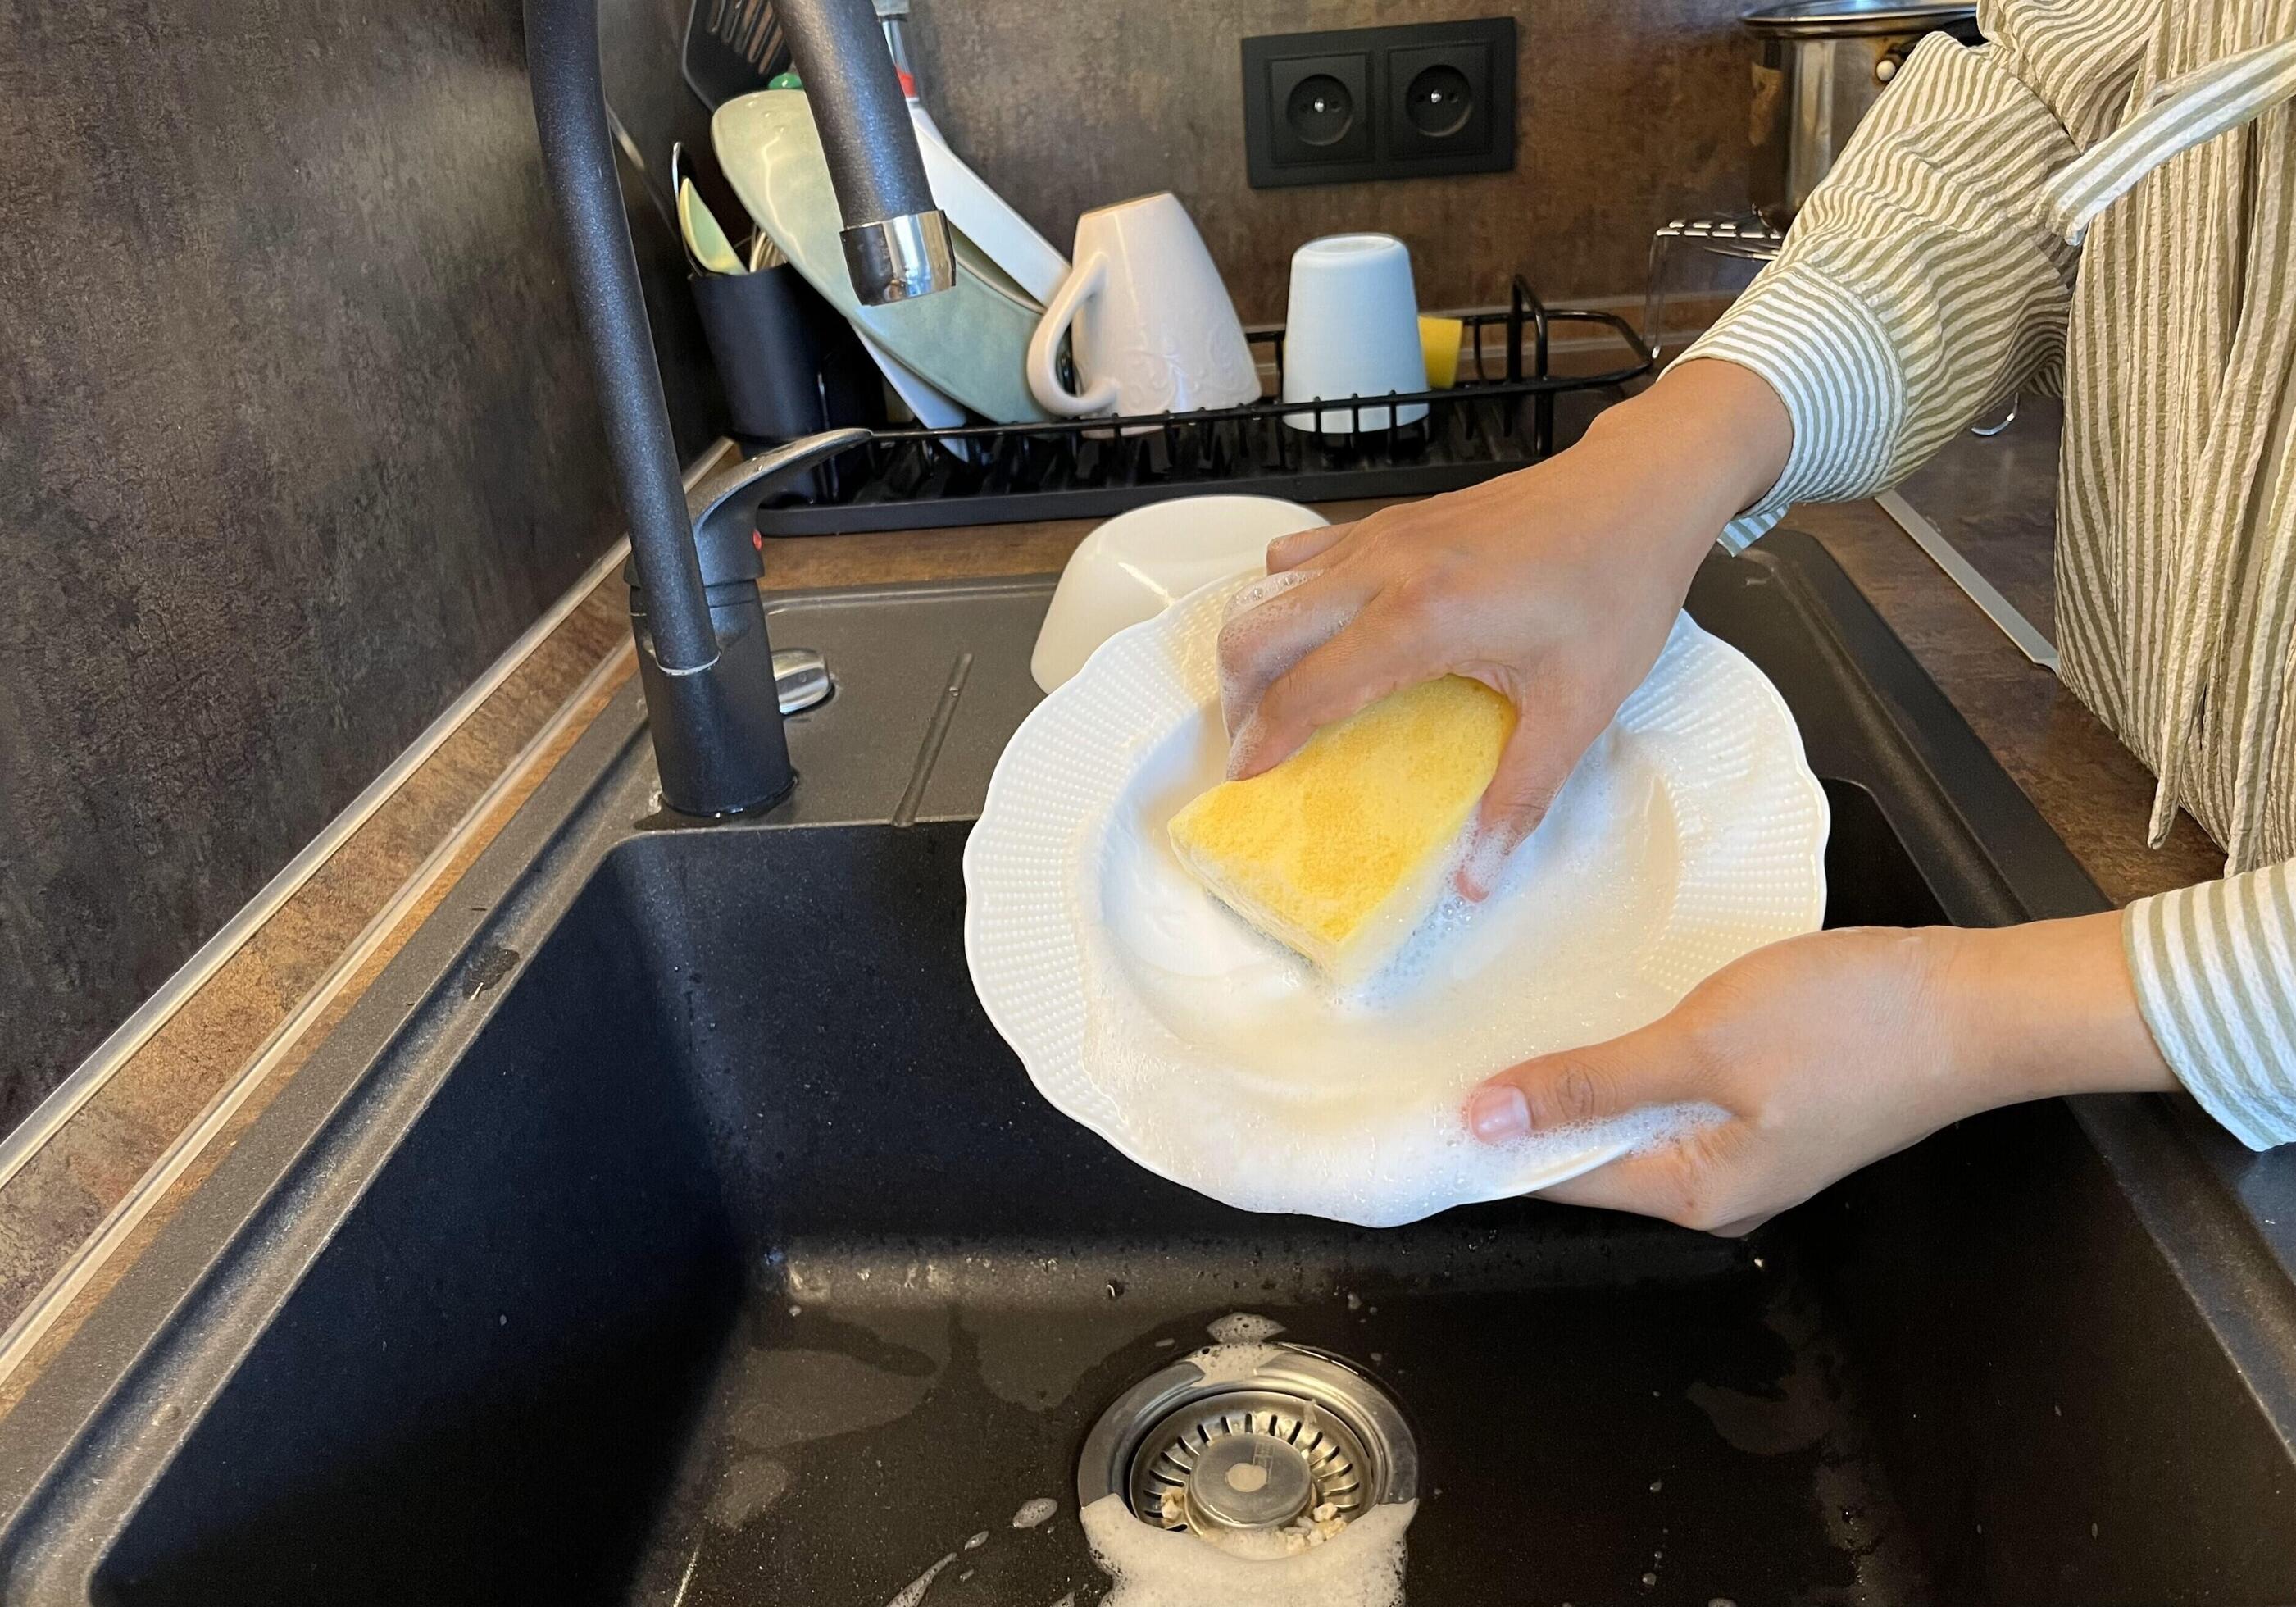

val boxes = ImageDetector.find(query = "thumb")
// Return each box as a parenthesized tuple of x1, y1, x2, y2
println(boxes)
(1456, 717, 1579, 899)
(1465, 1022, 1714, 1142)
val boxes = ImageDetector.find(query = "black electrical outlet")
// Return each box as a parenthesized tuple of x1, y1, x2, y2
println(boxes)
(1389, 42, 1490, 158)
(1265, 51, 1371, 167)
(1241, 18, 1516, 189)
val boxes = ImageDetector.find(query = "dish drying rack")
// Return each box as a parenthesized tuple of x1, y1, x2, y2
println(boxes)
(752, 279, 1654, 535)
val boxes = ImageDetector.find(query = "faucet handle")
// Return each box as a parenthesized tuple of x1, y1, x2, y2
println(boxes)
(685, 427, 872, 584)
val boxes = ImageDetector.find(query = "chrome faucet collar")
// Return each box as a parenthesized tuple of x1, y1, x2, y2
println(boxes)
(841, 210, 954, 303)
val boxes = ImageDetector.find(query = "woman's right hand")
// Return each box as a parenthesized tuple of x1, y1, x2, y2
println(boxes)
(1216, 359, 1792, 897)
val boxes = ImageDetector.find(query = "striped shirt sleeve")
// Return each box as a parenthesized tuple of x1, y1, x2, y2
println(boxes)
(2127, 865, 2296, 1149)
(1673, 0, 2296, 1149)
(1679, 7, 2135, 548)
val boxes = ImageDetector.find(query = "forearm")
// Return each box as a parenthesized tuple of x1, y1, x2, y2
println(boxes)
(1593, 359, 1794, 519)
(1564, 358, 1793, 580)
(1935, 913, 2177, 1107)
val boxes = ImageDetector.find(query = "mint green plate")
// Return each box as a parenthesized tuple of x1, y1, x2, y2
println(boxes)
(713, 90, 1050, 425)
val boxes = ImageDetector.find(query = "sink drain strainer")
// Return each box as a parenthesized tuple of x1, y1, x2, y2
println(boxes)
(1080, 1344, 1416, 1554)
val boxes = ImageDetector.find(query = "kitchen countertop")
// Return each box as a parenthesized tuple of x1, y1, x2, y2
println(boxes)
(0, 411, 2228, 1411)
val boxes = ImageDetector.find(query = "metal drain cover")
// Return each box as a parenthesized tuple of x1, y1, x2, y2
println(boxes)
(1080, 1343, 1416, 1554)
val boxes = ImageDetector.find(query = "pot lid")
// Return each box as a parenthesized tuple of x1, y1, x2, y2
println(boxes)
(1743, 0, 1977, 39)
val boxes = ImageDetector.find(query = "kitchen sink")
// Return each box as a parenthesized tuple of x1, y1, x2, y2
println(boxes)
(5, 539, 2296, 1605)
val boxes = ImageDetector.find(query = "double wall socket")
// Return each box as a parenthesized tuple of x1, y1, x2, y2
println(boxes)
(1240, 18, 1516, 189)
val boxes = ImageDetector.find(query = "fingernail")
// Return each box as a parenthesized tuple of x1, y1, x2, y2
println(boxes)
(1466, 1086, 1530, 1142)
(1457, 831, 1514, 903)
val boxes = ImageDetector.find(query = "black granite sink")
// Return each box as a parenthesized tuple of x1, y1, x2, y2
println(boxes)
(4, 539, 2295, 1605)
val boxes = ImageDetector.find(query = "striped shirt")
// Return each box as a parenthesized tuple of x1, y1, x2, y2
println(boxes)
(1681, 0, 2296, 1146)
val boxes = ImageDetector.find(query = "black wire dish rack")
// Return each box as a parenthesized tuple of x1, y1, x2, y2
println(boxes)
(752, 278, 1654, 536)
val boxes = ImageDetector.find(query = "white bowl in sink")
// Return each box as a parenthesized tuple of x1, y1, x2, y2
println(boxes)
(1030, 495, 1328, 693)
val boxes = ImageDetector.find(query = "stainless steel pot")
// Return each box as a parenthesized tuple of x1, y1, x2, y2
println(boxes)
(1745, 0, 1980, 230)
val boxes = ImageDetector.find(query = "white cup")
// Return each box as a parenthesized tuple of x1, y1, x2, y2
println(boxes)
(1025, 193, 1262, 421)
(1280, 234, 1428, 434)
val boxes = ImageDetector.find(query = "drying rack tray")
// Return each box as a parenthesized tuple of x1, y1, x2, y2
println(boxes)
(752, 278, 1653, 535)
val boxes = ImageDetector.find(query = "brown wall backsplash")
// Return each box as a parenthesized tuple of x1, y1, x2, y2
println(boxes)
(908, 0, 1757, 321)
(0, 0, 712, 1137)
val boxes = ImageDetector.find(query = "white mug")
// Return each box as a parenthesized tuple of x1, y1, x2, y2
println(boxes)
(1280, 233, 1428, 434)
(1026, 193, 1262, 421)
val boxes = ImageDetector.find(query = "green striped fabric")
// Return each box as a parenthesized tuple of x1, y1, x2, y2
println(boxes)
(1681, 0, 2296, 1145)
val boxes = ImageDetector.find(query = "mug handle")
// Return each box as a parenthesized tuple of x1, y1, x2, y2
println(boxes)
(1026, 251, 1121, 417)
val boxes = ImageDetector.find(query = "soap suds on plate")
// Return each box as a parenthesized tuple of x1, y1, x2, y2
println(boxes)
(971, 577, 1822, 1229)
(1012, 1497, 1060, 1528)
(1083, 703, 1723, 1226)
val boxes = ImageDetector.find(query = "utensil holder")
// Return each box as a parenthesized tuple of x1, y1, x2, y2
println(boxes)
(691, 263, 884, 499)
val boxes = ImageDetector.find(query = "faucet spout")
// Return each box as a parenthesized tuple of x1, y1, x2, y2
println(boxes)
(525, 0, 867, 817)
(775, 0, 954, 304)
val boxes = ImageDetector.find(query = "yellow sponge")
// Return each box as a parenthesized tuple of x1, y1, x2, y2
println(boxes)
(1169, 676, 1514, 983)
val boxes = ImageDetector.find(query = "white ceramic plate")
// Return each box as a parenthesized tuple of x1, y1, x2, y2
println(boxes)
(1030, 496, 1327, 693)
(966, 575, 1830, 1228)
(855, 327, 976, 461)
(912, 112, 1069, 304)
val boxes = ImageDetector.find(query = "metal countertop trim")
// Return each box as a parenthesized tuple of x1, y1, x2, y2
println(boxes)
(1875, 487, 2061, 673)
(0, 642, 638, 1392)
(0, 439, 740, 1196)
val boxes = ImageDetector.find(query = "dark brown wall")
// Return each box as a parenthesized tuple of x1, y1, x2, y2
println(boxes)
(908, 0, 1756, 321)
(0, 0, 703, 1132)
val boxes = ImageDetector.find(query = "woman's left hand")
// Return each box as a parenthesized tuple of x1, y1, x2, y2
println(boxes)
(1462, 913, 2177, 1234)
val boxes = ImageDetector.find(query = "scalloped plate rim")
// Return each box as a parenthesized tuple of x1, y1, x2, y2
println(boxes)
(963, 571, 1830, 1220)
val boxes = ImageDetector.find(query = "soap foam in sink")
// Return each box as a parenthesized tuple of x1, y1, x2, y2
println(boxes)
(1012, 1497, 1060, 1528)
(1207, 1313, 1286, 1345)
(1185, 1341, 1288, 1386)
(1081, 1493, 1416, 1607)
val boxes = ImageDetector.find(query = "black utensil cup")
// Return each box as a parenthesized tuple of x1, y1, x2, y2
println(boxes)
(691, 263, 885, 503)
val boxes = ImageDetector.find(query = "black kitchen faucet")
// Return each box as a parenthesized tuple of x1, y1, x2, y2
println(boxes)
(523, 0, 952, 816)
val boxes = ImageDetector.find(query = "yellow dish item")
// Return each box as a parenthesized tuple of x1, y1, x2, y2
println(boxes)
(1418, 315, 1465, 389)
(1168, 675, 1513, 984)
